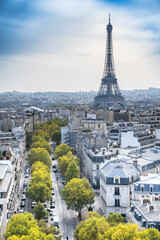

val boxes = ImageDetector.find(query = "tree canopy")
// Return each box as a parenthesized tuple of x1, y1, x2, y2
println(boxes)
(38, 219, 61, 240)
(4, 212, 38, 239)
(51, 130, 61, 145)
(62, 178, 95, 219)
(106, 213, 124, 226)
(33, 202, 48, 220)
(26, 181, 51, 203)
(59, 151, 79, 176)
(54, 144, 74, 160)
(34, 129, 50, 142)
(31, 140, 52, 154)
(65, 161, 80, 183)
(73, 212, 160, 240)
(28, 148, 51, 168)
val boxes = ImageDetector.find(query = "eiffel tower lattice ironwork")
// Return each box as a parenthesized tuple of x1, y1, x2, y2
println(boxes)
(93, 15, 125, 109)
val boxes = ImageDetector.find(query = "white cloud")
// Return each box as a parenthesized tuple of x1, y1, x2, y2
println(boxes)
(0, 0, 160, 92)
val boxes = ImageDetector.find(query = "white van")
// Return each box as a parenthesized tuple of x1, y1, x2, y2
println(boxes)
(53, 216, 59, 228)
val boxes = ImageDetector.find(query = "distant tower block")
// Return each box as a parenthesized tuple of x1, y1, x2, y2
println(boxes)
(93, 15, 125, 109)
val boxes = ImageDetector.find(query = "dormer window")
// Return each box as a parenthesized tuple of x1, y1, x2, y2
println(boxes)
(114, 176, 120, 184)
(149, 184, 154, 193)
(141, 184, 145, 192)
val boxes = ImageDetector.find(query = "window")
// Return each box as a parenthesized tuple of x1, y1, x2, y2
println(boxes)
(115, 199, 120, 207)
(141, 184, 145, 192)
(115, 187, 120, 195)
(98, 124, 100, 128)
(114, 177, 120, 184)
(96, 165, 99, 170)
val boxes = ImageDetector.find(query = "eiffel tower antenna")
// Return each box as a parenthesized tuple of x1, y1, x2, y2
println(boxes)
(93, 14, 125, 109)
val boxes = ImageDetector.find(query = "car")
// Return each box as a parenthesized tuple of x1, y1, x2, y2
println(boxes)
(19, 209, 24, 213)
(21, 194, 26, 201)
(52, 157, 54, 160)
(52, 165, 56, 169)
(53, 168, 57, 173)
(50, 210, 56, 216)
(50, 199, 55, 204)
(25, 174, 29, 178)
(47, 208, 51, 212)
(52, 191, 55, 195)
(20, 201, 25, 207)
(23, 188, 27, 194)
(52, 216, 59, 228)
(62, 180, 66, 186)
(32, 201, 36, 208)
(50, 204, 55, 209)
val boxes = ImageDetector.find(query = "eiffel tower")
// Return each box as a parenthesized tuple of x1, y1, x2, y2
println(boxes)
(93, 15, 125, 109)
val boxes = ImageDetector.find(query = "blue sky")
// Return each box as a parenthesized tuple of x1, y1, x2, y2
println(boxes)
(0, 0, 160, 92)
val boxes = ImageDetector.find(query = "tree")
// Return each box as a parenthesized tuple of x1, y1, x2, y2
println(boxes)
(51, 130, 61, 145)
(65, 161, 80, 182)
(32, 161, 50, 174)
(25, 131, 33, 150)
(61, 178, 95, 219)
(54, 144, 74, 160)
(33, 202, 48, 220)
(73, 212, 109, 240)
(59, 151, 79, 175)
(26, 181, 51, 203)
(31, 140, 52, 154)
(34, 129, 50, 142)
(106, 213, 124, 226)
(38, 219, 62, 240)
(28, 148, 51, 167)
(31, 169, 52, 189)
(32, 135, 45, 144)
(4, 212, 38, 239)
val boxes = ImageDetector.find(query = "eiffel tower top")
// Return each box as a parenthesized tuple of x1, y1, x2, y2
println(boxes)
(103, 14, 116, 78)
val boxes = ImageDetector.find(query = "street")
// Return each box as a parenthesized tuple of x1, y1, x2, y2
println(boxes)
(51, 160, 79, 240)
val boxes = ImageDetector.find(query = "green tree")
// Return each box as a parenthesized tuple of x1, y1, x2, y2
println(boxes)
(51, 129, 61, 145)
(74, 212, 109, 240)
(26, 181, 51, 203)
(62, 178, 95, 219)
(54, 144, 74, 160)
(4, 212, 38, 239)
(33, 202, 48, 220)
(31, 140, 52, 154)
(34, 129, 50, 142)
(65, 161, 80, 182)
(106, 213, 124, 226)
(59, 151, 79, 175)
(28, 148, 51, 167)
(32, 135, 45, 144)
(25, 131, 33, 150)
(31, 169, 52, 189)
(38, 219, 62, 240)
(32, 161, 50, 174)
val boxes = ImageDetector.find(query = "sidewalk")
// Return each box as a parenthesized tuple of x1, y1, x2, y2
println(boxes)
(81, 194, 104, 220)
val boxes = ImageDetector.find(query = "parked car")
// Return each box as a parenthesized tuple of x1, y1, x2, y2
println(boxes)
(21, 194, 26, 201)
(21, 201, 25, 207)
(50, 203, 55, 209)
(32, 201, 36, 208)
(50, 198, 55, 204)
(47, 208, 51, 212)
(52, 216, 59, 228)
(25, 174, 29, 178)
(52, 191, 55, 195)
(53, 168, 57, 173)
(19, 209, 24, 213)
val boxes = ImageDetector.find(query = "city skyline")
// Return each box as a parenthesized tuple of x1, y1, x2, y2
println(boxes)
(0, 0, 160, 92)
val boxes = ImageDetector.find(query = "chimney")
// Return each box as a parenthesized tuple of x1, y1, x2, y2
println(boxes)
(133, 160, 138, 168)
